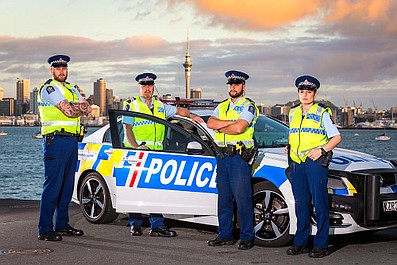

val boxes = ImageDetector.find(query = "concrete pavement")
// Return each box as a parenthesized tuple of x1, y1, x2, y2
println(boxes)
(1, 199, 396, 265)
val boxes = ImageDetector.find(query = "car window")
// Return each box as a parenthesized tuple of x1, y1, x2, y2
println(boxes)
(114, 111, 213, 155)
(254, 115, 289, 147)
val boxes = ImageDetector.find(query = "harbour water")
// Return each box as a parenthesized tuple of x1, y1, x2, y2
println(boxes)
(0, 127, 396, 200)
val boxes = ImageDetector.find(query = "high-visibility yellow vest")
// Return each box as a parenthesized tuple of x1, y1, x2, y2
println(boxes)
(288, 103, 331, 163)
(123, 97, 166, 150)
(38, 79, 80, 135)
(214, 97, 258, 148)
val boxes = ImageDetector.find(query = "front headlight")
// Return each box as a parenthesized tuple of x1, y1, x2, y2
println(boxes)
(327, 177, 347, 190)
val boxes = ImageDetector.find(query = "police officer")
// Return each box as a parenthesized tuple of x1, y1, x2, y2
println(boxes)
(207, 70, 258, 250)
(286, 75, 341, 258)
(38, 55, 91, 241)
(123, 72, 203, 236)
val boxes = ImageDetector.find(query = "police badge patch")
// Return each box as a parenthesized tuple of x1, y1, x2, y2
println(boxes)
(248, 105, 255, 115)
(46, 86, 55, 94)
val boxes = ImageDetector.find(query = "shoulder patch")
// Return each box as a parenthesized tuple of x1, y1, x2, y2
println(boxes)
(124, 104, 130, 111)
(248, 105, 255, 115)
(46, 86, 55, 95)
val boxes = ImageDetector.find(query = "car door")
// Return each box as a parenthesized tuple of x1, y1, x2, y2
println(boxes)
(108, 109, 218, 215)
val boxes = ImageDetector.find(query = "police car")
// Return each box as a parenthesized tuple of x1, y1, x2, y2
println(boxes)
(72, 109, 397, 247)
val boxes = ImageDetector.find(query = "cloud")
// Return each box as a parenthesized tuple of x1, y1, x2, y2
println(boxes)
(164, 0, 397, 37)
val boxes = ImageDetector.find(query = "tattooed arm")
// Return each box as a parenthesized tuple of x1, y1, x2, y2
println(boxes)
(56, 98, 92, 118)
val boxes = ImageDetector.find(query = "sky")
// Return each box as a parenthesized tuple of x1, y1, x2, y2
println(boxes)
(1, 0, 396, 110)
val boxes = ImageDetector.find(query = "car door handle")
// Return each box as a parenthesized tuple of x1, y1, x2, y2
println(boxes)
(104, 149, 113, 155)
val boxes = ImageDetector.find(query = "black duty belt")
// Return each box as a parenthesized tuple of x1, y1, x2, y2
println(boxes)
(45, 131, 80, 138)
(219, 144, 259, 165)
(219, 144, 244, 157)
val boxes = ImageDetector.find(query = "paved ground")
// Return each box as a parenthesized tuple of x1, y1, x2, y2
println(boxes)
(0, 199, 396, 265)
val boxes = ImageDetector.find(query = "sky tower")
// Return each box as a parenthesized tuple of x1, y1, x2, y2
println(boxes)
(183, 34, 192, 99)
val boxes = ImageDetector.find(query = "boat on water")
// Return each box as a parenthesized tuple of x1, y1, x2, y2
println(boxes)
(32, 133, 43, 139)
(375, 133, 390, 141)
(0, 131, 7, 136)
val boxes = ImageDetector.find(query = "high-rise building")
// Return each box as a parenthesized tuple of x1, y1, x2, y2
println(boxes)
(16, 79, 30, 115)
(93, 78, 106, 116)
(0, 98, 15, 116)
(30, 87, 39, 114)
(16, 79, 30, 103)
(0, 86, 4, 100)
(183, 34, 192, 99)
(106, 88, 114, 112)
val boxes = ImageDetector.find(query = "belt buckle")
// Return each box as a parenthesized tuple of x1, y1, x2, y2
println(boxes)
(226, 144, 236, 157)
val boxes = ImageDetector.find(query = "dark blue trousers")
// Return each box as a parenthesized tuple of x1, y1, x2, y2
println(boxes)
(38, 136, 78, 234)
(290, 158, 329, 249)
(216, 154, 254, 241)
(128, 213, 164, 229)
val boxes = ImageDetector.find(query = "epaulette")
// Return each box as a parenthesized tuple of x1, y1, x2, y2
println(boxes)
(318, 103, 329, 109)
(245, 97, 255, 104)
(221, 98, 229, 103)
(291, 103, 301, 109)
(44, 79, 52, 85)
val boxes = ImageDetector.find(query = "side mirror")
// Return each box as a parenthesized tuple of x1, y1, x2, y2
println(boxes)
(186, 141, 204, 155)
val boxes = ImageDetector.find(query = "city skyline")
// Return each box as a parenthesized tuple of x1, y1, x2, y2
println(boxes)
(1, 0, 397, 110)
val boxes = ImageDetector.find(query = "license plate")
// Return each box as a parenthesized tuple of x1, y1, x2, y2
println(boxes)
(383, 200, 397, 212)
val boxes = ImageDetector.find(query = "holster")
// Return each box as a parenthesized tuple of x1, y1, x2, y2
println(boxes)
(321, 150, 333, 167)
(241, 146, 259, 166)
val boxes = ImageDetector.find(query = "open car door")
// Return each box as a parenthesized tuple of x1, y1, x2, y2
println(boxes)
(108, 109, 218, 216)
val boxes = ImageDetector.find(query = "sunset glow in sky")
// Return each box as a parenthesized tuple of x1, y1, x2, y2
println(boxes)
(1, 0, 396, 109)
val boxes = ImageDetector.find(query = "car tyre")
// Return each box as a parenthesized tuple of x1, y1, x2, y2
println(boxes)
(252, 181, 292, 247)
(79, 172, 118, 224)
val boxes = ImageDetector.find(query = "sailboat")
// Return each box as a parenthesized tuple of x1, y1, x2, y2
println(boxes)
(375, 132, 390, 141)
(0, 125, 7, 136)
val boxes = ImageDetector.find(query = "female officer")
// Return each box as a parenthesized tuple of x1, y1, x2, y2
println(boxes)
(286, 75, 342, 258)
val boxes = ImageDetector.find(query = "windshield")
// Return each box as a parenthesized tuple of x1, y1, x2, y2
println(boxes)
(254, 115, 289, 148)
(199, 114, 289, 148)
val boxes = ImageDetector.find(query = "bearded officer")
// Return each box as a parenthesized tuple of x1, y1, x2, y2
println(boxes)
(207, 70, 259, 250)
(37, 55, 91, 241)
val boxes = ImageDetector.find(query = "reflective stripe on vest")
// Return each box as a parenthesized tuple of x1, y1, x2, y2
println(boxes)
(38, 80, 80, 135)
(214, 97, 258, 148)
(123, 97, 166, 150)
(288, 103, 331, 163)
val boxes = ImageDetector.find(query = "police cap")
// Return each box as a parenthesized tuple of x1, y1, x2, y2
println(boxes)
(48, 55, 70, 67)
(295, 75, 320, 90)
(135, 73, 157, 85)
(225, 70, 249, 84)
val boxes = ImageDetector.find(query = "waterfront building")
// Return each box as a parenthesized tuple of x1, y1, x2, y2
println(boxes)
(191, 88, 201, 99)
(106, 88, 114, 113)
(29, 87, 39, 115)
(93, 78, 107, 116)
(16, 79, 30, 115)
(0, 86, 3, 100)
(0, 98, 15, 116)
